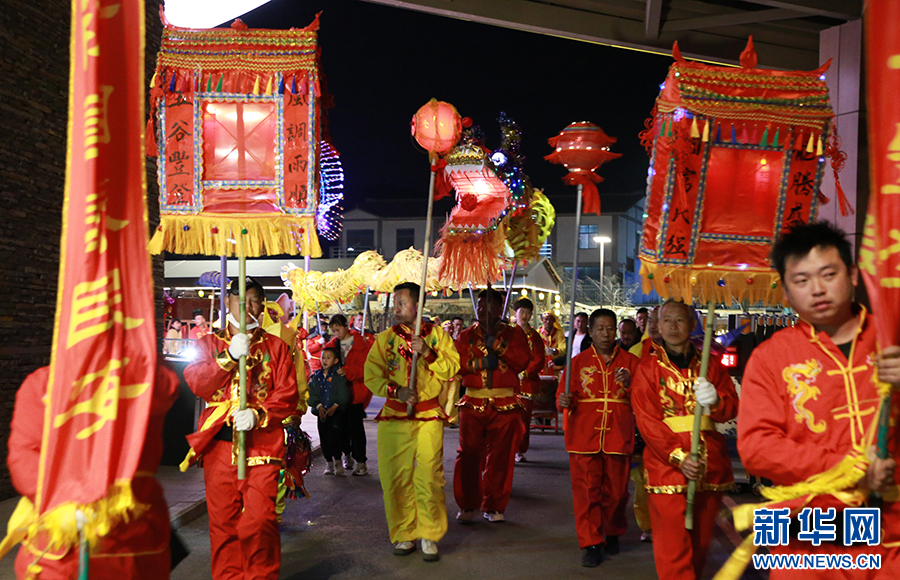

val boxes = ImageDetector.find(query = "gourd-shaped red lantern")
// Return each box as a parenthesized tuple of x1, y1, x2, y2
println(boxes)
(411, 99, 462, 156)
(545, 122, 621, 214)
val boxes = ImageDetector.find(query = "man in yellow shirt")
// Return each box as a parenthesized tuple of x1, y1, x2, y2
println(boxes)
(364, 282, 460, 562)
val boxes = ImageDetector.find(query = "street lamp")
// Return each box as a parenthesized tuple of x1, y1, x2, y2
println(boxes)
(593, 235, 612, 306)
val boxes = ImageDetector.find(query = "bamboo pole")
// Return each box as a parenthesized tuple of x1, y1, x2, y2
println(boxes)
(502, 262, 518, 319)
(563, 184, 584, 395)
(237, 256, 248, 480)
(686, 298, 716, 529)
(407, 160, 438, 417)
(219, 255, 227, 330)
(362, 286, 371, 336)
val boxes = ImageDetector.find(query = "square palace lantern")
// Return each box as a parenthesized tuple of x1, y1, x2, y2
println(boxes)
(638, 40, 846, 305)
(147, 17, 323, 257)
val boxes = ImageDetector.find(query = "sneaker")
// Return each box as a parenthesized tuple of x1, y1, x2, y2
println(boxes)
(483, 511, 505, 523)
(420, 539, 439, 562)
(323, 461, 335, 475)
(604, 536, 619, 555)
(515, 453, 527, 463)
(456, 509, 475, 524)
(343, 454, 355, 470)
(640, 531, 652, 542)
(352, 462, 368, 476)
(392, 541, 415, 556)
(334, 463, 344, 476)
(582, 544, 603, 567)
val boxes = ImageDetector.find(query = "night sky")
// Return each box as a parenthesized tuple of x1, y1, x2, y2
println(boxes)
(233, 0, 674, 214)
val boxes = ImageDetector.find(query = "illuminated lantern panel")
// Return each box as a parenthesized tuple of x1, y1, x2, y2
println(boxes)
(637, 40, 845, 305)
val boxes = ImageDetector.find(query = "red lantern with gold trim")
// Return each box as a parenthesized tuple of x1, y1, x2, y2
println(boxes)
(411, 98, 462, 155)
(545, 122, 621, 214)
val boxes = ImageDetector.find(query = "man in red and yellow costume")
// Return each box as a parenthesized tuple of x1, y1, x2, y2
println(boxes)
(540, 311, 566, 376)
(513, 297, 545, 463)
(364, 282, 460, 562)
(5, 365, 179, 579)
(327, 313, 373, 476)
(557, 308, 641, 567)
(738, 223, 900, 580)
(454, 288, 531, 524)
(182, 277, 299, 580)
(632, 298, 738, 580)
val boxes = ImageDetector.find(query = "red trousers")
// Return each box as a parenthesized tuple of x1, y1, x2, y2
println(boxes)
(519, 398, 533, 454)
(454, 406, 523, 513)
(204, 440, 282, 580)
(648, 492, 721, 580)
(568, 453, 630, 548)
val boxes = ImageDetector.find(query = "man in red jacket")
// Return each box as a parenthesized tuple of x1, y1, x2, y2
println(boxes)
(182, 277, 299, 580)
(512, 297, 545, 463)
(631, 298, 738, 580)
(558, 308, 641, 567)
(327, 313, 373, 476)
(454, 288, 531, 523)
(738, 222, 900, 579)
(6, 364, 179, 579)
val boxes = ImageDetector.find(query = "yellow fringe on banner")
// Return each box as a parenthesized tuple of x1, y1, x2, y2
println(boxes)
(148, 214, 322, 258)
(0, 482, 148, 562)
(638, 259, 784, 305)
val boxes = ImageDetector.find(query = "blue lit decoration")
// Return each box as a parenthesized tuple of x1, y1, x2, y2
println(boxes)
(316, 140, 344, 241)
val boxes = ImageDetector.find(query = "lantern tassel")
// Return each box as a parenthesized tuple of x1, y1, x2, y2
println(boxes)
(806, 132, 815, 153)
(701, 120, 709, 142)
(760, 126, 769, 148)
(816, 136, 824, 156)
(690, 117, 700, 139)
(772, 128, 780, 149)
(252, 75, 260, 95)
(265, 76, 273, 96)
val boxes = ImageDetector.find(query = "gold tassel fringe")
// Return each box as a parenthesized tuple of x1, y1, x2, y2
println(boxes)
(638, 259, 784, 305)
(149, 214, 322, 258)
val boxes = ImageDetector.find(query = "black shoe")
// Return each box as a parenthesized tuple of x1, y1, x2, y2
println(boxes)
(604, 536, 619, 555)
(582, 544, 603, 567)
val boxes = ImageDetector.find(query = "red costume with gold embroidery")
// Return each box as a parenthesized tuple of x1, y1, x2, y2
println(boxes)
(518, 325, 546, 455)
(183, 327, 299, 580)
(738, 307, 900, 579)
(631, 342, 737, 580)
(454, 322, 531, 514)
(557, 346, 641, 548)
(8, 365, 178, 580)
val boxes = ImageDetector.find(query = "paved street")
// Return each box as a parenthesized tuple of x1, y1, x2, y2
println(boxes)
(171, 417, 759, 580)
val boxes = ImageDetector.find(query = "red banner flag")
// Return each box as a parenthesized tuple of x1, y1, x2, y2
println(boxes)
(35, 0, 156, 547)
(862, 0, 900, 348)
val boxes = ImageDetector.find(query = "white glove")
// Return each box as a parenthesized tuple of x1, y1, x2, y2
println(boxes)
(228, 333, 250, 359)
(693, 377, 719, 408)
(233, 408, 257, 431)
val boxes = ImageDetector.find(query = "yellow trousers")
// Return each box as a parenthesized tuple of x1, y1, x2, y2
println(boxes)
(376, 420, 448, 543)
(630, 456, 652, 532)
(439, 377, 461, 425)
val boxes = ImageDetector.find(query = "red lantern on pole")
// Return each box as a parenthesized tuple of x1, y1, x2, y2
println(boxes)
(545, 122, 621, 214)
(411, 98, 463, 157)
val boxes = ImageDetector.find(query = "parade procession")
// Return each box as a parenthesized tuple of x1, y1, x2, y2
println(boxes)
(4, 1, 900, 579)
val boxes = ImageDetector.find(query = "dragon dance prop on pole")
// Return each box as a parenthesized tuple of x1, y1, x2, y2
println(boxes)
(546, 122, 621, 396)
(147, 15, 328, 480)
(634, 38, 852, 566)
(636, 38, 848, 532)
(0, 1, 160, 574)
(408, 99, 463, 416)
(862, 0, 900, 460)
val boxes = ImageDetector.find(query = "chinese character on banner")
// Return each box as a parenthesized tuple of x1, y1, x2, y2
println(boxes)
(753, 507, 791, 547)
(797, 507, 837, 546)
(843, 508, 881, 547)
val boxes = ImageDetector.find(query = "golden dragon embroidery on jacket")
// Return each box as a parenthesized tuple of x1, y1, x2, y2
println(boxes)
(580, 366, 598, 398)
(783, 359, 826, 433)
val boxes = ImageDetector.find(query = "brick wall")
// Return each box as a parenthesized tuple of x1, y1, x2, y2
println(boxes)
(0, 0, 165, 500)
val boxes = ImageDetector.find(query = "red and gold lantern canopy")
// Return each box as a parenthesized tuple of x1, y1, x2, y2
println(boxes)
(545, 121, 621, 214)
(411, 99, 463, 155)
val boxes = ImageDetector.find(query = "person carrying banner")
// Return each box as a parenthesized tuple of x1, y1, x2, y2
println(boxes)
(737, 222, 900, 579)
(363, 282, 460, 562)
(631, 298, 738, 580)
(181, 277, 299, 580)
(5, 364, 179, 579)
(557, 308, 641, 567)
(454, 288, 531, 523)
(512, 297, 545, 463)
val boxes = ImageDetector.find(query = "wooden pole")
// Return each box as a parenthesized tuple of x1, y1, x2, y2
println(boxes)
(237, 256, 248, 480)
(686, 298, 716, 529)
(219, 255, 227, 330)
(362, 286, 371, 336)
(407, 160, 438, 417)
(502, 262, 518, 319)
(563, 184, 584, 395)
